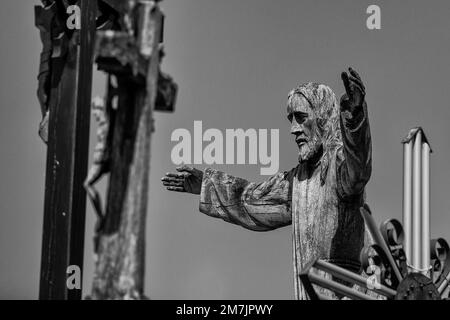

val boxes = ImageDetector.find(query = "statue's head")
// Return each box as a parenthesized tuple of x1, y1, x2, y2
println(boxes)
(287, 83, 342, 164)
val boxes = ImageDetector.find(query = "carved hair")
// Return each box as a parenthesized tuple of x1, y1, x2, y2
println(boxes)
(287, 83, 343, 183)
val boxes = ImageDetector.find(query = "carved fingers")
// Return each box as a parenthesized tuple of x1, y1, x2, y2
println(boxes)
(348, 67, 365, 92)
(162, 173, 187, 192)
(340, 67, 366, 112)
(161, 166, 203, 195)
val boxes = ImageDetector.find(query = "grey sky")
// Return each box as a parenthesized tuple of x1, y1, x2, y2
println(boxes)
(0, 0, 449, 299)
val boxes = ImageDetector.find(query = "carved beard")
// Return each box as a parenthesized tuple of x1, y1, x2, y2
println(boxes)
(297, 125, 323, 164)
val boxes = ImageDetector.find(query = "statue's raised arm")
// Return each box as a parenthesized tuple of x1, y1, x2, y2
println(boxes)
(162, 69, 375, 300)
(337, 68, 372, 198)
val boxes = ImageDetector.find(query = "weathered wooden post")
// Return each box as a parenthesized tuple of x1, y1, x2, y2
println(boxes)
(35, 0, 97, 300)
(85, 0, 177, 299)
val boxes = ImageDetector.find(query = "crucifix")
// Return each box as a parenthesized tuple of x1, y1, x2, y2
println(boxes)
(35, 0, 176, 300)
(35, 0, 97, 300)
(85, 0, 177, 299)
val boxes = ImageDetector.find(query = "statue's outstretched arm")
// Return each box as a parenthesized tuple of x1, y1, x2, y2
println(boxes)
(162, 166, 293, 231)
(198, 168, 293, 231)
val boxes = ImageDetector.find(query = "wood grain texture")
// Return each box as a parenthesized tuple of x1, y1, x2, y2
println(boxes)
(38, 0, 97, 300)
(90, 3, 164, 300)
(199, 84, 372, 300)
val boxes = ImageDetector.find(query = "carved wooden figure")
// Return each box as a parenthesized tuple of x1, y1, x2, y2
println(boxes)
(162, 68, 371, 300)
(85, 0, 177, 299)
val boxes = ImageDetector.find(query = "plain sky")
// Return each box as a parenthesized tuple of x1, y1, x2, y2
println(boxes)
(0, 0, 449, 299)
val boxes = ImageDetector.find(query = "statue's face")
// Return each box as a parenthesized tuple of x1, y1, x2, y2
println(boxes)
(287, 94, 323, 163)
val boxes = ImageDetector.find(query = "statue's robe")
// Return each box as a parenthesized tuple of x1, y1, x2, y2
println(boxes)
(199, 103, 372, 300)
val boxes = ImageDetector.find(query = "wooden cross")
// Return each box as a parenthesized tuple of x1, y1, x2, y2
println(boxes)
(36, 0, 176, 300)
(36, 0, 97, 300)
(88, 0, 177, 300)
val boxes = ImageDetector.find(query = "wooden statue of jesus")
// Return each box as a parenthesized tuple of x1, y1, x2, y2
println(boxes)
(162, 68, 372, 300)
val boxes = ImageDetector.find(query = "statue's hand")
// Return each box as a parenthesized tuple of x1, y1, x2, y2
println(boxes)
(340, 67, 366, 113)
(161, 165, 203, 195)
